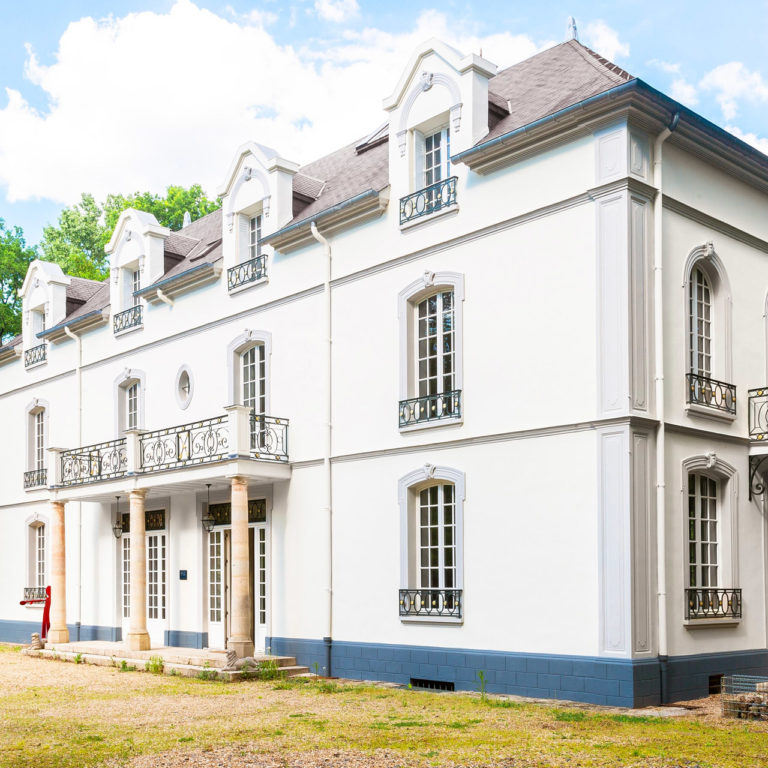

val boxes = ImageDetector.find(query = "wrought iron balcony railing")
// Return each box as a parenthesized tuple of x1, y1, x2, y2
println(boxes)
(748, 388, 768, 440)
(399, 390, 461, 428)
(686, 588, 742, 620)
(228, 254, 267, 292)
(24, 343, 47, 368)
(140, 416, 229, 472)
(24, 468, 47, 489)
(399, 588, 462, 619)
(24, 586, 47, 601)
(686, 373, 736, 415)
(249, 413, 289, 462)
(60, 438, 128, 486)
(113, 305, 143, 334)
(399, 176, 457, 225)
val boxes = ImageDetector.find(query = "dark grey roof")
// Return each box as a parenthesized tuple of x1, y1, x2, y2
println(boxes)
(67, 276, 103, 304)
(60, 282, 110, 325)
(283, 39, 630, 229)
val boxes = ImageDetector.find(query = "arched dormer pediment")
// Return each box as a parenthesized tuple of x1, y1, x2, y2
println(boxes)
(19, 260, 71, 345)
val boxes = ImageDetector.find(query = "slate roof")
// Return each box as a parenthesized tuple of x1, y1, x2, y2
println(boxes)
(67, 276, 103, 304)
(282, 39, 633, 230)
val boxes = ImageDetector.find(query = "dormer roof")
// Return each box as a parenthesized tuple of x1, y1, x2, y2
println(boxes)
(105, 208, 170, 255)
(19, 259, 71, 298)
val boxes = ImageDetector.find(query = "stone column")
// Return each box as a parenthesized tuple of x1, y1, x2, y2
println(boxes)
(228, 475, 253, 657)
(126, 489, 151, 650)
(48, 500, 69, 644)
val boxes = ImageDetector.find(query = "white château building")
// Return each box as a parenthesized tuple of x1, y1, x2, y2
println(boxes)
(2, 37, 768, 707)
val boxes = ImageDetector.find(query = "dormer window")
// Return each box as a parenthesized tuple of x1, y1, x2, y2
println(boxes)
(401, 121, 458, 226)
(132, 269, 141, 307)
(249, 215, 262, 261)
(228, 211, 267, 293)
(113, 263, 143, 334)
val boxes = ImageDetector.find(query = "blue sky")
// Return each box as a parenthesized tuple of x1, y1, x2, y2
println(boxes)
(1, 0, 766, 245)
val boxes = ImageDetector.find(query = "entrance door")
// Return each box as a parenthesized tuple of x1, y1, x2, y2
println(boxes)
(207, 528, 230, 649)
(146, 532, 167, 646)
(254, 524, 268, 652)
(121, 536, 131, 640)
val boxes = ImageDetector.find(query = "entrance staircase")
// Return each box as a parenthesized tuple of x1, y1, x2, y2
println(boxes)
(23, 640, 309, 681)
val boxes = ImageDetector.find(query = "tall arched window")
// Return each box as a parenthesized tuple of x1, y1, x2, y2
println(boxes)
(114, 370, 146, 434)
(689, 267, 712, 379)
(24, 399, 48, 489)
(242, 343, 266, 448)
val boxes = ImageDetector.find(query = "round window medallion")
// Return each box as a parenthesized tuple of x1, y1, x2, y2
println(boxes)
(175, 366, 193, 409)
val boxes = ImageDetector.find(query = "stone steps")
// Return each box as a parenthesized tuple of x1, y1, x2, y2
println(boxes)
(22, 645, 308, 681)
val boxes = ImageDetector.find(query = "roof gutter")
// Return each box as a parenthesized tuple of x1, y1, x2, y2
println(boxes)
(262, 188, 381, 246)
(134, 261, 219, 297)
(38, 308, 108, 339)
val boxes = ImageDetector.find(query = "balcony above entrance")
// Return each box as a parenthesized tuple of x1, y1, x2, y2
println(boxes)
(46, 406, 290, 499)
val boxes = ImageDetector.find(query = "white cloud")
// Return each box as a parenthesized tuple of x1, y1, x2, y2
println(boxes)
(0, 1, 544, 205)
(581, 20, 629, 61)
(670, 78, 698, 107)
(647, 58, 680, 74)
(726, 125, 768, 156)
(314, 0, 359, 24)
(700, 61, 768, 120)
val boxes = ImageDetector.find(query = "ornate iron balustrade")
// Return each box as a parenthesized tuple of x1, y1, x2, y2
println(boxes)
(23, 468, 47, 489)
(23, 586, 47, 601)
(228, 254, 267, 291)
(686, 373, 736, 415)
(399, 176, 457, 225)
(60, 439, 127, 486)
(24, 343, 47, 368)
(399, 390, 461, 427)
(399, 589, 462, 619)
(113, 305, 143, 333)
(140, 416, 229, 472)
(748, 388, 768, 440)
(250, 413, 289, 462)
(686, 588, 742, 620)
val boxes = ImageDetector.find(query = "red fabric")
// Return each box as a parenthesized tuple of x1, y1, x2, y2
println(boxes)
(42, 586, 51, 639)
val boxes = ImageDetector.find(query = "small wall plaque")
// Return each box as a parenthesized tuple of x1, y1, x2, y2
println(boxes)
(179, 570, 188, 581)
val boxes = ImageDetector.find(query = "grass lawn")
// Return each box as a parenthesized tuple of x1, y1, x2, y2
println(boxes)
(1, 644, 767, 768)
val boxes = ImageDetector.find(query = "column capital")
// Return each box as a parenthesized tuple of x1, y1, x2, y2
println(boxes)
(128, 488, 148, 500)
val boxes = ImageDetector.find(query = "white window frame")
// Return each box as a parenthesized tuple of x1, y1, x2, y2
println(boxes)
(24, 513, 49, 598)
(398, 272, 464, 431)
(687, 472, 719, 588)
(114, 369, 146, 435)
(226, 331, 272, 412)
(25, 399, 49, 474)
(417, 126, 451, 190)
(132, 269, 141, 307)
(249, 215, 262, 262)
(399, 464, 465, 623)
(682, 245, 733, 421)
(680, 454, 739, 626)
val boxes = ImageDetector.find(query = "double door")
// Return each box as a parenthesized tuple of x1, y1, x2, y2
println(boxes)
(120, 530, 167, 647)
(207, 524, 267, 652)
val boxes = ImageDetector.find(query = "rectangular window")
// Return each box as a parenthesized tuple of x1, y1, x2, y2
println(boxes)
(132, 270, 141, 307)
(242, 345, 266, 449)
(209, 530, 222, 623)
(147, 533, 166, 620)
(36, 525, 46, 587)
(418, 484, 456, 592)
(424, 128, 450, 188)
(258, 527, 266, 626)
(249, 216, 262, 261)
(127, 383, 138, 430)
(417, 291, 455, 397)
(34, 411, 45, 470)
(122, 536, 131, 619)
(689, 268, 712, 378)
(688, 473, 719, 588)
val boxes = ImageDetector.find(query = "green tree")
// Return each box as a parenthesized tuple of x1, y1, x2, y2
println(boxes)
(39, 193, 109, 280)
(0, 219, 37, 342)
(104, 184, 220, 233)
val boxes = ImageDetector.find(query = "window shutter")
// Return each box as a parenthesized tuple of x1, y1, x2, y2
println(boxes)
(238, 214, 250, 264)
(414, 131, 426, 191)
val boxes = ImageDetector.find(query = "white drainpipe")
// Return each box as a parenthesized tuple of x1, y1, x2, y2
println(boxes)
(310, 221, 333, 675)
(653, 111, 679, 703)
(64, 325, 83, 640)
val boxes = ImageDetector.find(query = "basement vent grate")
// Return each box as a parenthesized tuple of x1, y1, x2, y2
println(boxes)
(709, 674, 723, 695)
(410, 678, 455, 692)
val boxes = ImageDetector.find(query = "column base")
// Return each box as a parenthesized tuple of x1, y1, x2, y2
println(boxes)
(228, 637, 254, 658)
(47, 628, 69, 644)
(125, 631, 151, 651)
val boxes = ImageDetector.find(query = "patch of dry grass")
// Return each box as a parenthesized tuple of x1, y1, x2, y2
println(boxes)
(1, 646, 766, 768)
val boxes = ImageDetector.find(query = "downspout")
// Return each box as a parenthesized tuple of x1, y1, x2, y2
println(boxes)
(653, 111, 679, 704)
(156, 289, 174, 307)
(64, 326, 83, 641)
(310, 221, 333, 676)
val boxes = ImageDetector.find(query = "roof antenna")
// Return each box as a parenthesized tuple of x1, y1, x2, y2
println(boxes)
(567, 16, 579, 41)
(182, 211, 192, 227)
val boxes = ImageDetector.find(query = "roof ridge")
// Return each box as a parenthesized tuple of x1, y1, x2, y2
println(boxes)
(567, 39, 632, 82)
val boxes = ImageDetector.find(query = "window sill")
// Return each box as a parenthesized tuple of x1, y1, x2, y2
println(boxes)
(399, 203, 459, 232)
(400, 615, 463, 626)
(114, 324, 144, 338)
(228, 276, 268, 296)
(684, 617, 741, 628)
(399, 415, 463, 434)
(685, 403, 737, 423)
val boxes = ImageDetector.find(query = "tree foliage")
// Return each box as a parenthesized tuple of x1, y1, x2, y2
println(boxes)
(39, 185, 221, 281)
(0, 219, 38, 342)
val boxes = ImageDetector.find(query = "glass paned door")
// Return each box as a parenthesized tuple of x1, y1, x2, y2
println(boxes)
(254, 525, 268, 652)
(121, 536, 131, 638)
(208, 529, 229, 650)
(146, 533, 166, 646)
